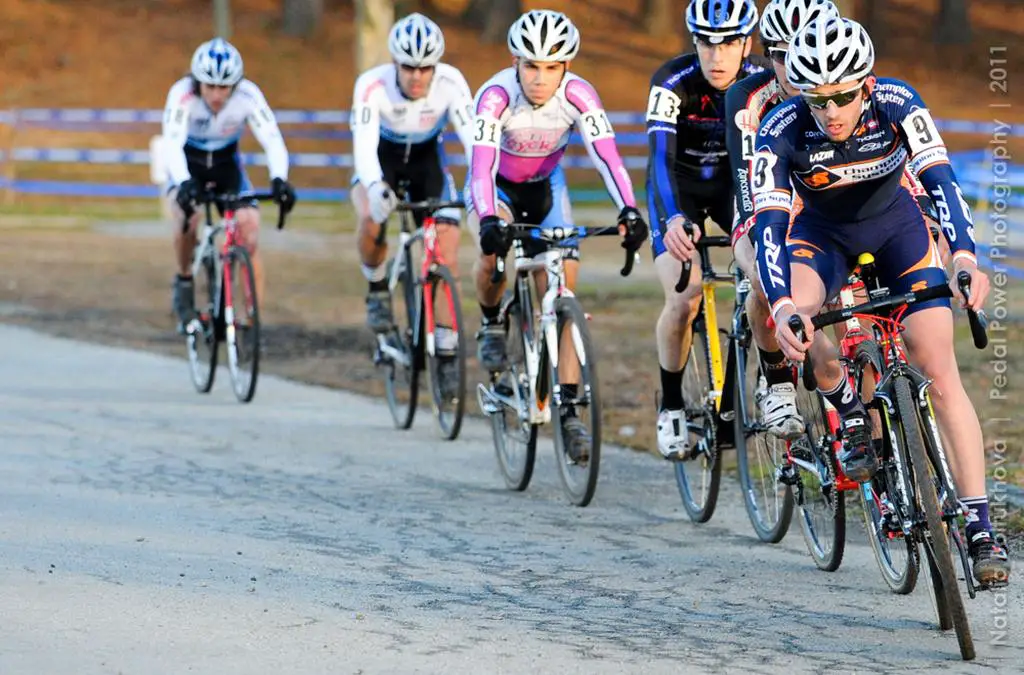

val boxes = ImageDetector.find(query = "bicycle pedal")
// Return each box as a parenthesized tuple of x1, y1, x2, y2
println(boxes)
(776, 464, 800, 486)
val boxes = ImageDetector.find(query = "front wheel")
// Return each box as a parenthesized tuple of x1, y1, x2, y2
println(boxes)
(425, 264, 466, 441)
(550, 297, 601, 507)
(223, 245, 259, 403)
(674, 310, 722, 523)
(794, 387, 846, 572)
(383, 250, 420, 430)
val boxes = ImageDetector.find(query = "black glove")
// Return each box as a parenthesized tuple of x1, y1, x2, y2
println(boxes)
(479, 215, 511, 258)
(617, 206, 648, 251)
(271, 177, 296, 214)
(175, 178, 199, 213)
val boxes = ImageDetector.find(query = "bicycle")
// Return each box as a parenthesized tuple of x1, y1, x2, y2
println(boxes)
(183, 190, 288, 404)
(670, 233, 794, 533)
(791, 255, 991, 661)
(476, 223, 638, 507)
(372, 183, 467, 440)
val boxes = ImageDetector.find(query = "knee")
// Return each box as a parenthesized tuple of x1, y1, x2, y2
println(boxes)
(663, 290, 698, 323)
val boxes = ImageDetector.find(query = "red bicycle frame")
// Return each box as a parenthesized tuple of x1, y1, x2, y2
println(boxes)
(417, 213, 459, 356)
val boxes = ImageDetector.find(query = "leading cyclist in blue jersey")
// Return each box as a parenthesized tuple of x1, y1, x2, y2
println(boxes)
(751, 17, 1010, 584)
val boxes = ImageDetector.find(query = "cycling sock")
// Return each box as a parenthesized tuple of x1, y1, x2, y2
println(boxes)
(759, 348, 792, 387)
(962, 496, 992, 537)
(176, 273, 193, 282)
(560, 383, 578, 407)
(368, 279, 388, 293)
(819, 375, 862, 419)
(480, 303, 501, 322)
(361, 262, 386, 284)
(660, 367, 684, 411)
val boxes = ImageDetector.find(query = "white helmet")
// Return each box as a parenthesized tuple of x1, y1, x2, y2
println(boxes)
(507, 10, 580, 63)
(760, 0, 840, 45)
(685, 0, 759, 43)
(388, 13, 445, 67)
(786, 17, 874, 90)
(191, 38, 244, 87)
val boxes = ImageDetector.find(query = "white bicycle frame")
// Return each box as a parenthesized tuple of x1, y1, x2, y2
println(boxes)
(376, 223, 423, 369)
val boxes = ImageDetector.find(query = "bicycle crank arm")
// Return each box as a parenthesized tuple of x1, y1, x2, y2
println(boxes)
(375, 335, 411, 368)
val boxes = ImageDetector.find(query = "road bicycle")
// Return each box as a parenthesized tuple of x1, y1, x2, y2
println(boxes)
(373, 182, 467, 439)
(183, 190, 287, 404)
(477, 223, 638, 507)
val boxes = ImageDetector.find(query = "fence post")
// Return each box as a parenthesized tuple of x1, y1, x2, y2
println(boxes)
(2, 109, 16, 207)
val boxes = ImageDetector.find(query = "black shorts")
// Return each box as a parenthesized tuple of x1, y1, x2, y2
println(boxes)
(167, 143, 257, 213)
(353, 137, 459, 226)
(648, 179, 734, 259)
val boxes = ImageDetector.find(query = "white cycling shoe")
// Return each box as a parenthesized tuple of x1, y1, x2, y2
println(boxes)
(757, 382, 805, 440)
(656, 408, 690, 460)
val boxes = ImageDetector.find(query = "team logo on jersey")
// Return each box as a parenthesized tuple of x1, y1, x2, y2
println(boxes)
(700, 94, 713, 112)
(809, 149, 835, 163)
(795, 167, 842, 190)
(792, 248, 816, 259)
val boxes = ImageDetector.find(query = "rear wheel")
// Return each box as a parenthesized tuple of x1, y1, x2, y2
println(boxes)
(735, 340, 794, 542)
(224, 246, 259, 403)
(383, 250, 420, 429)
(489, 288, 537, 491)
(186, 251, 218, 393)
(550, 297, 601, 507)
(425, 264, 466, 440)
(674, 309, 722, 523)
(793, 387, 846, 572)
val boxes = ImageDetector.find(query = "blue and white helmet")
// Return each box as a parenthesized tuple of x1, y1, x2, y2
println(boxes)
(388, 13, 445, 67)
(191, 38, 244, 86)
(786, 17, 874, 90)
(686, 0, 759, 43)
(760, 0, 841, 45)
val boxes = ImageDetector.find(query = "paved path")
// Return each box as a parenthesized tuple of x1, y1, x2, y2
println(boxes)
(0, 326, 1020, 674)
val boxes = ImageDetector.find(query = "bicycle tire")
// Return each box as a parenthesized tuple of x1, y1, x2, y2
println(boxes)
(854, 340, 919, 595)
(735, 338, 794, 543)
(896, 376, 975, 660)
(384, 249, 420, 430)
(224, 245, 260, 403)
(425, 264, 466, 440)
(187, 251, 218, 393)
(674, 309, 723, 523)
(550, 296, 602, 507)
(490, 288, 537, 491)
(794, 385, 846, 572)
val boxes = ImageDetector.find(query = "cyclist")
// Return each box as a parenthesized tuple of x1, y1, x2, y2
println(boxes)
(725, 0, 842, 442)
(752, 16, 1010, 583)
(467, 9, 648, 458)
(350, 13, 474, 396)
(646, 0, 766, 459)
(163, 37, 296, 334)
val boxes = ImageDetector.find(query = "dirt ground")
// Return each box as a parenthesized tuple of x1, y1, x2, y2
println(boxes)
(1, 207, 1021, 499)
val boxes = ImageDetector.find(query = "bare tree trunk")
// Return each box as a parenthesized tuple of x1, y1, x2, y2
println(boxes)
(936, 0, 971, 44)
(355, 0, 396, 72)
(641, 0, 675, 37)
(282, 0, 323, 38)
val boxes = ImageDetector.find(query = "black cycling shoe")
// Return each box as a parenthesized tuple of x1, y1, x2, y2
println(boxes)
(968, 530, 1011, 586)
(476, 319, 507, 372)
(561, 413, 591, 464)
(838, 410, 877, 483)
(365, 291, 394, 333)
(172, 275, 195, 334)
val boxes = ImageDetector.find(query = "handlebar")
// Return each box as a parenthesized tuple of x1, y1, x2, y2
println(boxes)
(182, 191, 289, 233)
(778, 272, 989, 392)
(394, 198, 465, 214)
(490, 223, 638, 284)
(673, 226, 731, 293)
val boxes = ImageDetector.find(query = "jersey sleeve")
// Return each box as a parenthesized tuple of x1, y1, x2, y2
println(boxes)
(468, 84, 510, 220)
(725, 82, 758, 235)
(644, 64, 688, 225)
(241, 83, 289, 181)
(445, 69, 476, 169)
(563, 78, 636, 211)
(350, 72, 385, 187)
(883, 80, 977, 265)
(161, 83, 192, 186)
(751, 108, 798, 319)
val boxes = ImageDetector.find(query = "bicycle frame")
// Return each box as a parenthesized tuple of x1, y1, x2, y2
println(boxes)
(190, 199, 246, 330)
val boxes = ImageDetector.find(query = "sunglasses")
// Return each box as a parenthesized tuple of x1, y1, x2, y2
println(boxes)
(802, 82, 864, 110)
(765, 46, 787, 64)
(399, 64, 434, 74)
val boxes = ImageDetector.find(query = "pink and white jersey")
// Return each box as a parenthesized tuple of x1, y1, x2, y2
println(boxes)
(469, 68, 636, 219)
